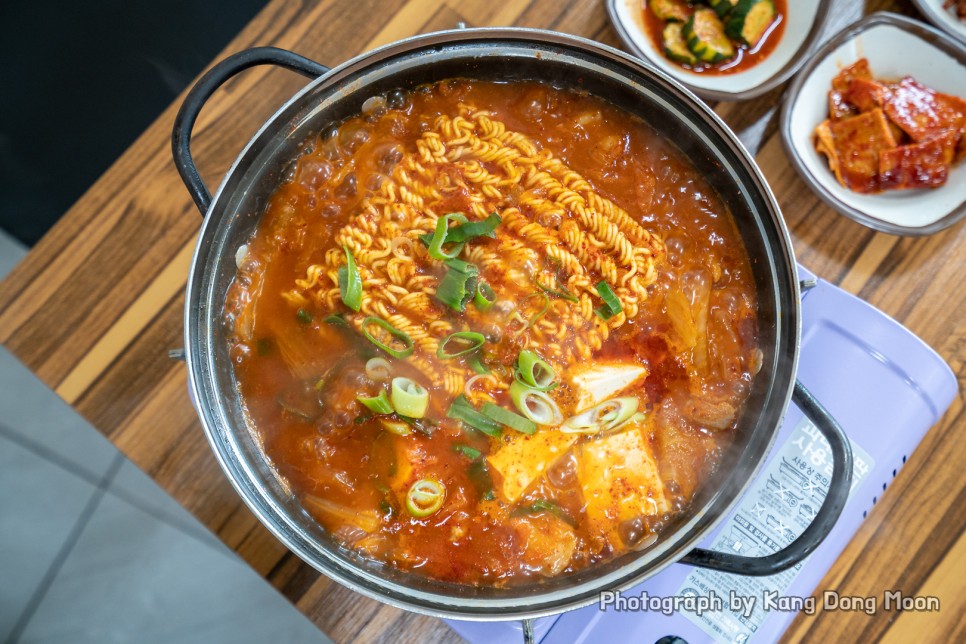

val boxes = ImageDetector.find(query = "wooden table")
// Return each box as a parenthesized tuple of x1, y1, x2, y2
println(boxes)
(2, 0, 963, 641)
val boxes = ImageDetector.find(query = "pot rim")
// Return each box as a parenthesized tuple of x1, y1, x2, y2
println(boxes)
(183, 26, 801, 621)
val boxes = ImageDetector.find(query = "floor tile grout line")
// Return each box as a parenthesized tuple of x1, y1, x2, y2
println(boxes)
(0, 419, 232, 559)
(4, 452, 125, 644)
(0, 421, 107, 488)
(105, 484, 237, 559)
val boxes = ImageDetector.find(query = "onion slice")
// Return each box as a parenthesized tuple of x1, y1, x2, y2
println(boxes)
(391, 377, 429, 418)
(509, 381, 563, 426)
(365, 357, 392, 381)
(561, 397, 640, 435)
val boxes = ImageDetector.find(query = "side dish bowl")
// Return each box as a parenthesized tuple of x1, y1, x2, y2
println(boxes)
(911, 0, 966, 46)
(606, 0, 831, 101)
(172, 29, 852, 621)
(780, 12, 966, 236)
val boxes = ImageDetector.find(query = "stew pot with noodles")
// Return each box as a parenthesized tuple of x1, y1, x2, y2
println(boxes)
(174, 31, 852, 619)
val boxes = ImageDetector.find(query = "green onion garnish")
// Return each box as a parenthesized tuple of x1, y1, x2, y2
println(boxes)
(361, 316, 415, 359)
(468, 459, 496, 501)
(453, 444, 482, 460)
(511, 292, 551, 337)
(443, 257, 479, 276)
(296, 308, 313, 324)
(515, 350, 556, 391)
(422, 213, 469, 260)
(379, 417, 412, 436)
(357, 390, 393, 415)
(437, 331, 486, 359)
(594, 280, 623, 320)
(435, 261, 479, 312)
(406, 478, 445, 517)
(509, 381, 563, 426)
(468, 354, 490, 375)
(561, 397, 640, 435)
(446, 395, 502, 437)
(536, 278, 579, 303)
(512, 499, 576, 526)
(481, 402, 537, 435)
(365, 357, 392, 381)
(474, 281, 496, 311)
(390, 377, 429, 418)
(337, 246, 363, 312)
(323, 313, 349, 328)
(445, 213, 501, 243)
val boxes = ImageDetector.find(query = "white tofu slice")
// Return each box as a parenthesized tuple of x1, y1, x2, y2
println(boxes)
(577, 422, 669, 548)
(569, 363, 648, 411)
(487, 430, 578, 503)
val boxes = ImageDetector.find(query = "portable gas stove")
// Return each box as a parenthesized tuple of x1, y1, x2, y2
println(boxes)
(446, 265, 958, 644)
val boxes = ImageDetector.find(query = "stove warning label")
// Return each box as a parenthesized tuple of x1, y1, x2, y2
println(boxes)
(677, 416, 874, 643)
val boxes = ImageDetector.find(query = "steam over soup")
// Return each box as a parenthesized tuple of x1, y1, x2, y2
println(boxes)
(225, 79, 761, 585)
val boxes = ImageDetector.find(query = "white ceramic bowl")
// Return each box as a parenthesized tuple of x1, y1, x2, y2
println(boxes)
(606, 0, 830, 101)
(780, 12, 966, 236)
(911, 0, 966, 46)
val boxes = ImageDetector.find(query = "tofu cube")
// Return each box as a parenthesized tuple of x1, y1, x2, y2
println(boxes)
(577, 423, 669, 548)
(487, 430, 577, 503)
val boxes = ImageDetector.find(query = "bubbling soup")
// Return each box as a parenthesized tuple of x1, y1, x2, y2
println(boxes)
(224, 79, 761, 585)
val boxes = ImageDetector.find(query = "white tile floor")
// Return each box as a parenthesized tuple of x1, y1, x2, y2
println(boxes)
(0, 230, 331, 644)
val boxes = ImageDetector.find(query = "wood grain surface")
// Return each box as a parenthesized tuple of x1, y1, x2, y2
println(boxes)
(1, 0, 964, 642)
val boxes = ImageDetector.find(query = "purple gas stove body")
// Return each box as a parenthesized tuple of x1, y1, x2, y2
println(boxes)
(446, 265, 957, 644)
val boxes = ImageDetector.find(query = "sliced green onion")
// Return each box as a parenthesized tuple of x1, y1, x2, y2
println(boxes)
(296, 308, 313, 324)
(453, 444, 482, 460)
(447, 395, 502, 437)
(446, 213, 501, 243)
(365, 357, 392, 381)
(481, 402, 537, 435)
(468, 354, 490, 375)
(391, 377, 429, 418)
(474, 281, 496, 311)
(561, 397, 640, 435)
(421, 213, 469, 260)
(515, 350, 557, 391)
(536, 278, 579, 303)
(361, 317, 415, 359)
(512, 499, 576, 526)
(337, 246, 362, 311)
(511, 292, 550, 338)
(436, 266, 478, 312)
(509, 381, 563, 426)
(437, 331, 486, 359)
(324, 314, 349, 328)
(357, 390, 393, 415)
(406, 479, 445, 517)
(379, 418, 412, 436)
(594, 280, 622, 320)
(468, 459, 496, 501)
(396, 414, 437, 437)
(443, 257, 479, 276)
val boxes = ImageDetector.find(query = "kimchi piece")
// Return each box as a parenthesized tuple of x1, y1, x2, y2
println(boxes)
(813, 58, 966, 193)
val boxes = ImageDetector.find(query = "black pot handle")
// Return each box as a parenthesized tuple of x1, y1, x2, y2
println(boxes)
(172, 47, 329, 214)
(680, 380, 853, 575)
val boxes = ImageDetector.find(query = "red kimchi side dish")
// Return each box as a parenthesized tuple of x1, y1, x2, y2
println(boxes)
(223, 79, 763, 586)
(814, 58, 966, 194)
(945, 0, 966, 20)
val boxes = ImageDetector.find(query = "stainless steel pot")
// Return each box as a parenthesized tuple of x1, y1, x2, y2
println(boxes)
(173, 28, 852, 621)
